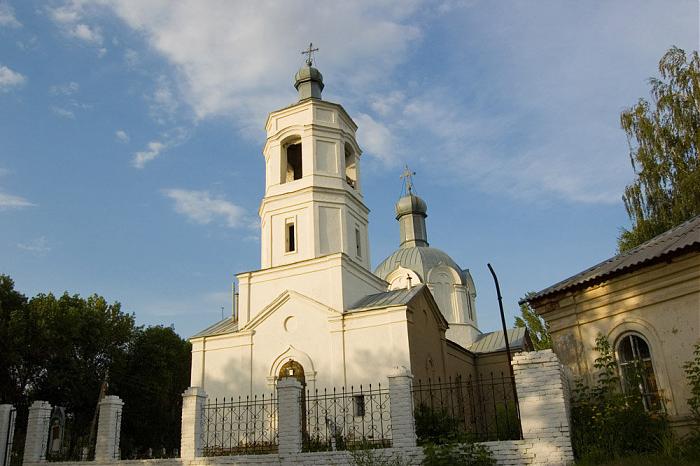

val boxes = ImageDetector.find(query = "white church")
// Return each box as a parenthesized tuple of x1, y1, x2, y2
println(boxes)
(188, 56, 530, 398)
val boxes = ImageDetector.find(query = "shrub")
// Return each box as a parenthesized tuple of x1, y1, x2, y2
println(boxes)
(571, 335, 668, 462)
(422, 442, 496, 466)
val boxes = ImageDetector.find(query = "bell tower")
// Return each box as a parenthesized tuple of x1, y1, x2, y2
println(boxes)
(259, 49, 370, 270)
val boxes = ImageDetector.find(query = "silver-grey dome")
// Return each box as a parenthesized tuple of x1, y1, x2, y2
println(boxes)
(395, 194, 427, 219)
(374, 246, 467, 284)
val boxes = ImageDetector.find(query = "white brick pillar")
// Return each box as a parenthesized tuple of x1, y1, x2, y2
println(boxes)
(388, 366, 416, 448)
(0, 404, 16, 466)
(180, 386, 207, 459)
(512, 349, 574, 464)
(94, 395, 123, 462)
(23, 401, 51, 465)
(277, 377, 303, 455)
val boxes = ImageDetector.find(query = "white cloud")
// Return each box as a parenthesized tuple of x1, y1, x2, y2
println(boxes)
(132, 141, 165, 168)
(115, 129, 130, 143)
(70, 23, 103, 44)
(0, 65, 25, 92)
(162, 189, 246, 228)
(354, 113, 399, 166)
(51, 106, 75, 119)
(48, 3, 104, 46)
(0, 192, 35, 209)
(0, 2, 21, 28)
(124, 48, 139, 67)
(148, 76, 180, 123)
(17, 236, 51, 255)
(50, 81, 79, 95)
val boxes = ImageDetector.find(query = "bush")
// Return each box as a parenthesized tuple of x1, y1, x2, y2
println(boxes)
(422, 442, 496, 466)
(571, 335, 669, 462)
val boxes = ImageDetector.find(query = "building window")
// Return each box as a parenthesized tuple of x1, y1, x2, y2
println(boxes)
(616, 333, 663, 412)
(355, 227, 362, 258)
(283, 142, 303, 183)
(285, 220, 296, 253)
(345, 144, 357, 189)
(352, 395, 365, 417)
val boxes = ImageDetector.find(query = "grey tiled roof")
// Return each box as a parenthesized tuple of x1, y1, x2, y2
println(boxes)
(348, 285, 425, 311)
(468, 327, 528, 354)
(190, 317, 238, 339)
(526, 214, 700, 303)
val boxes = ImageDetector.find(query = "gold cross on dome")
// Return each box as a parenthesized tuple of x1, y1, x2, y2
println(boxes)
(400, 164, 416, 194)
(301, 43, 319, 66)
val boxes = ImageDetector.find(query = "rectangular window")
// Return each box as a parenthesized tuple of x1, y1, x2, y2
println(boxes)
(353, 395, 365, 417)
(355, 227, 362, 258)
(286, 220, 296, 253)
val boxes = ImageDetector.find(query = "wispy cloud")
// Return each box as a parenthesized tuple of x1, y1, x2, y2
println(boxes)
(0, 2, 21, 28)
(50, 81, 79, 96)
(132, 141, 164, 168)
(162, 189, 246, 228)
(0, 192, 35, 209)
(51, 106, 75, 119)
(17, 236, 51, 255)
(0, 65, 25, 92)
(115, 129, 129, 143)
(48, 3, 104, 46)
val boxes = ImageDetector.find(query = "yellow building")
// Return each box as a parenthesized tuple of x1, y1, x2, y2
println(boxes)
(525, 215, 700, 431)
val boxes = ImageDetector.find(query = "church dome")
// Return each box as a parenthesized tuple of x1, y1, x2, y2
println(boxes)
(294, 64, 324, 99)
(294, 65, 323, 85)
(374, 245, 466, 285)
(395, 194, 427, 219)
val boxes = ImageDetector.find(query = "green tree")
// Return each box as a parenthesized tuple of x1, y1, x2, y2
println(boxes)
(514, 292, 551, 350)
(0, 275, 28, 403)
(618, 46, 700, 252)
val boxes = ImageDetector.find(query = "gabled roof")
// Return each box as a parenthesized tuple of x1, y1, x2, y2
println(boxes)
(347, 284, 425, 311)
(525, 214, 700, 303)
(467, 327, 528, 354)
(190, 317, 238, 339)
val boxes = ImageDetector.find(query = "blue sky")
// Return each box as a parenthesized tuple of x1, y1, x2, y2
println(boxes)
(1, 0, 697, 338)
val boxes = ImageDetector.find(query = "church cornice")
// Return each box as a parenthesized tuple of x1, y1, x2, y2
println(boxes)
(264, 99, 357, 134)
(259, 184, 368, 216)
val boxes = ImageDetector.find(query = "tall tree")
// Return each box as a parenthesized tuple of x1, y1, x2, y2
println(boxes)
(514, 292, 551, 350)
(618, 46, 700, 252)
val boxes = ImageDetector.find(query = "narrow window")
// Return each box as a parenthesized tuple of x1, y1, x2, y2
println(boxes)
(352, 395, 365, 417)
(355, 227, 362, 258)
(285, 143, 303, 182)
(285, 220, 296, 253)
(617, 334, 662, 412)
(345, 145, 357, 189)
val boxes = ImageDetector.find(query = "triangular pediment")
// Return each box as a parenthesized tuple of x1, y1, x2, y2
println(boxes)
(241, 289, 341, 331)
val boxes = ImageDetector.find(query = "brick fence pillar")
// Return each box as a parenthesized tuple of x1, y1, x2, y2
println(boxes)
(94, 395, 123, 462)
(0, 404, 16, 466)
(180, 387, 207, 459)
(388, 366, 416, 448)
(512, 349, 574, 464)
(23, 401, 51, 465)
(277, 377, 303, 455)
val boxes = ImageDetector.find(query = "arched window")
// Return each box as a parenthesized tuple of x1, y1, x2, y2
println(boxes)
(616, 334, 662, 412)
(344, 144, 357, 189)
(282, 140, 302, 183)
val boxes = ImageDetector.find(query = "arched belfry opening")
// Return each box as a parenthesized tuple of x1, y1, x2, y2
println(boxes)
(344, 144, 357, 189)
(283, 140, 303, 183)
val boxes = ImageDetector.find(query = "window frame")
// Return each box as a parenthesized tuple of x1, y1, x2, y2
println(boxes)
(615, 332, 663, 412)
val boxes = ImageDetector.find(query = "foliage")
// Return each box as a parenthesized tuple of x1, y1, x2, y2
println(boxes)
(683, 341, 700, 421)
(349, 441, 408, 466)
(618, 46, 700, 252)
(0, 274, 191, 458)
(514, 292, 551, 350)
(414, 403, 465, 445)
(571, 335, 668, 462)
(422, 442, 496, 466)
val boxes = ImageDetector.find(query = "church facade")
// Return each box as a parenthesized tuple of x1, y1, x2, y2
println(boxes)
(188, 59, 529, 399)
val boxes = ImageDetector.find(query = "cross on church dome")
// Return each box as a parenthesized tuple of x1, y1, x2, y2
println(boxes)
(301, 42, 319, 66)
(400, 164, 416, 195)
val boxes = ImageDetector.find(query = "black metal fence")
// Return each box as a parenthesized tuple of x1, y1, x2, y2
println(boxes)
(200, 394, 278, 456)
(44, 412, 95, 462)
(412, 372, 520, 443)
(2, 408, 15, 466)
(303, 384, 391, 452)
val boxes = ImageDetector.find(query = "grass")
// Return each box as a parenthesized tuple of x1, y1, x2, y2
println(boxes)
(577, 454, 700, 466)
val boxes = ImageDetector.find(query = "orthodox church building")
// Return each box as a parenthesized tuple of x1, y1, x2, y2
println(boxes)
(189, 57, 530, 398)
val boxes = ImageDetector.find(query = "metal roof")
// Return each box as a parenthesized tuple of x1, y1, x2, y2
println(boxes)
(467, 327, 528, 354)
(190, 317, 238, 339)
(374, 246, 467, 284)
(348, 284, 425, 311)
(526, 214, 700, 303)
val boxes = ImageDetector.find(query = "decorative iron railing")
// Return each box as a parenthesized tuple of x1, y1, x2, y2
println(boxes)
(412, 372, 520, 443)
(303, 384, 391, 452)
(200, 394, 278, 456)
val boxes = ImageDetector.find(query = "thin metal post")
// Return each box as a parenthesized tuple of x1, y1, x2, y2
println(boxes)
(487, 263, 522, 439)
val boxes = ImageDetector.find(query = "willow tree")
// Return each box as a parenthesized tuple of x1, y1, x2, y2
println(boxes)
(618, 47, 700, 252)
